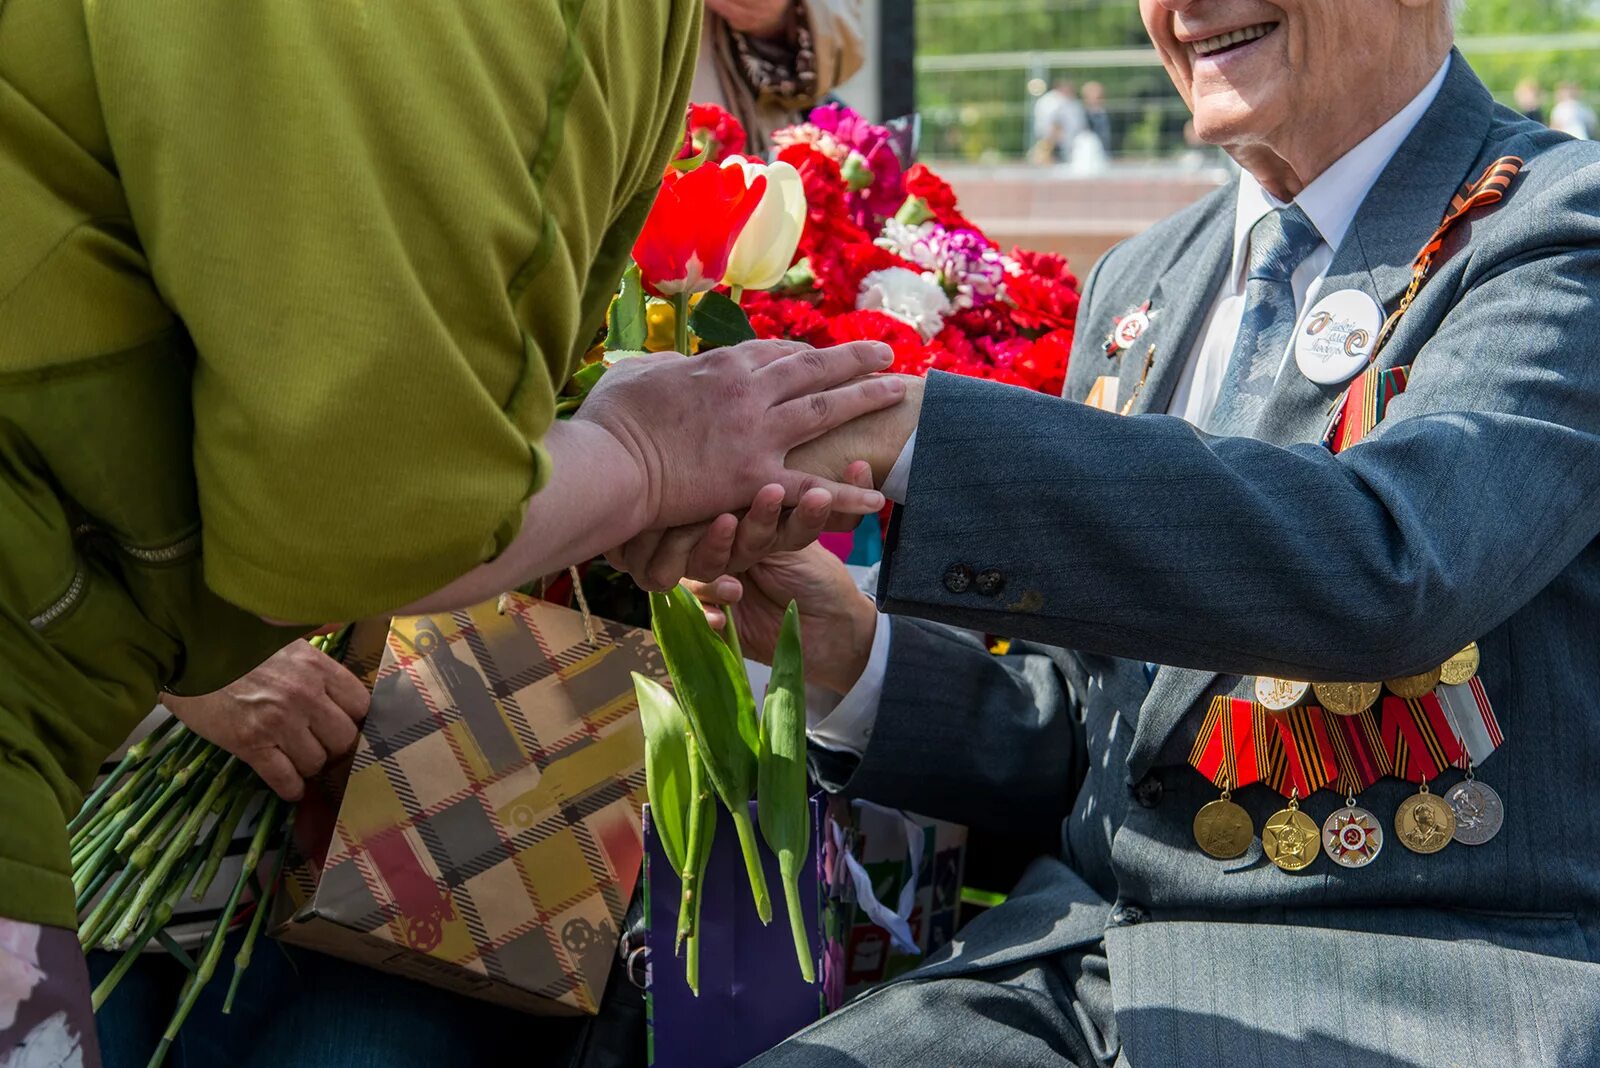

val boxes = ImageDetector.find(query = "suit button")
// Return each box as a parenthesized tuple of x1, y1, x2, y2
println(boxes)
(943, 564, 975, 594)
(975, 568, 1006, 597)
(1111, 904, 1146, 927)
(1131, 774, 1164, 809)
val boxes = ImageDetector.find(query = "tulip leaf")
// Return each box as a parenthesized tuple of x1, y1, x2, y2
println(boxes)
(688, 291, 757, 350)
(606, 264, 648, 353)
(634, 673, 692, 880)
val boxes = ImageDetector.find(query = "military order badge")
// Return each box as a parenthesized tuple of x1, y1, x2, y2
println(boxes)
(1103, 301, 1157, 357)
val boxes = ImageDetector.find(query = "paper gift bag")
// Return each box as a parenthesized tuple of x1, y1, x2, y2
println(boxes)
(645, 795, 829, 1067)
(825, 798, 967, 999)
(274, 594, 665, 1016)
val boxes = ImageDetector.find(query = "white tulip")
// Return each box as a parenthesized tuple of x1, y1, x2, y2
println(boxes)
(721, 158, 806, 292)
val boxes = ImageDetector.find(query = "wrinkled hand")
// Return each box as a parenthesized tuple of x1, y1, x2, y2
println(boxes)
(163, 640, 370, 801)
(707, 0, 792, 37)
(685, 542, 878, 695)
(575, 340, 900, 532)
(607, 461, 875, 591)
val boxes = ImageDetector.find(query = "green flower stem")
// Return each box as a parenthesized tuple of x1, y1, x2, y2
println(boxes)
(728, 806, 772, 925)
(672, 292, 691, 356)
(147, 795, 280, 1068)
(780, 859, 815, 984)
(728, 284, 744, 306)
(110, 757, 239, 946)
(192, 784, 257, 903)
(91, 841, 211, 1010)
(223, 808, 292, 1014)
(68, 719, 167, 835)
(74, 862, 115, 915)
(79, 862, 139, 949)
(117, 738, 211, 854)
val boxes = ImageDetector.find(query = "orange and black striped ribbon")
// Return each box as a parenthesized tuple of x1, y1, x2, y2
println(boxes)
(1378, 693, 1464, 783)
(1325, 708, 1392, 795)
(1323, 156, 1523, 453)
(1264, 704, 1339, 799)
(1188, 696, 1269, 790)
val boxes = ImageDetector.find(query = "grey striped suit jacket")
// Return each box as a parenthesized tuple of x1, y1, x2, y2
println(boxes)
(825, 54, 1600, 1067)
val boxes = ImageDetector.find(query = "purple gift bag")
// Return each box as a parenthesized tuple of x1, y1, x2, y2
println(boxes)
(645, 795, 829, 1068)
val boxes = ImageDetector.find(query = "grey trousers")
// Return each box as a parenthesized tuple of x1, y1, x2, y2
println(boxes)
(745, 943, 1119, 1068)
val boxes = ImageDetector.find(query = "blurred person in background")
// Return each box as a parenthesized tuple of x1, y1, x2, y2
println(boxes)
(695, 0, 866, 152)
(1515, 77, 1544, 123)
(1082, 81, 1114, 153)
(1032, 76, 1089, 163)
(1551, 82, 1596, 139)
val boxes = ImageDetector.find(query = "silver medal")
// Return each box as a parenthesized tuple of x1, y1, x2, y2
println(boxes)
(1445, 778, 1504, 845)
(1322, 804, 1384, 868)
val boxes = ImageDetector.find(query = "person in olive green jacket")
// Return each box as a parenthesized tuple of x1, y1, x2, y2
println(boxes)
(0, 1, 903, 1058)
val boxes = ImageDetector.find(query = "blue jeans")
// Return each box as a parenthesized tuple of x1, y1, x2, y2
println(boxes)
(88, 934, 613, 1068)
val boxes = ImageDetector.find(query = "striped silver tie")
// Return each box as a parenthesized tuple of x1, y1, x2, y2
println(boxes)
(1205, 204, 1323, 436)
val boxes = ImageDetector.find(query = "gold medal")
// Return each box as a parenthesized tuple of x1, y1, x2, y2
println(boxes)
(1193, 793, 1253, 860)
(1439, 643, 1480, 687)
(1385, 667, 1442, 700)
(1311, 681, 1381, 717)
(1262, 798, 1319, 872)
(1254, 676, 1310, 712)
(1395, 784, 1456, 855)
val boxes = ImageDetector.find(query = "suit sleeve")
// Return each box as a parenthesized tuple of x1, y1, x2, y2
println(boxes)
(810, 617, 1085, 838)
(876, 164, 1600, 681)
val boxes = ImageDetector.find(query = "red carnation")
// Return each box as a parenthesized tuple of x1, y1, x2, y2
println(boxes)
(810, 243, 920, 317)
(1003, 248, 1081, 334)
(827, 310, 930, 375)
(678, 103, 747, 164)
(904, 163, 981, 234)
(1013, 328, 1073, 396)
(743, 291, 833, 348)
(778, 144, 870, 256)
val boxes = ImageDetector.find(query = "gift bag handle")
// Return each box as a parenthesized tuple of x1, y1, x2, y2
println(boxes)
(830, 800, 924, 956)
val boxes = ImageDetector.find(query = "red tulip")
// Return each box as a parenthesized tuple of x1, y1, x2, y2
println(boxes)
(633, 165, 768, 297)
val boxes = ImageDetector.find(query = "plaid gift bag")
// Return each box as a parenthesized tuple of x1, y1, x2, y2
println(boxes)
(273, 594, 665, 1016)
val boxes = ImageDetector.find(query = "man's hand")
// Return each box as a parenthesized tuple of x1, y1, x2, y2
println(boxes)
(684, 543, 878, 697)
(162, 640, 370, 801)
(707, 0, 791, 38)
(786, 373, 925, 492)
(575, 340, 901, 532)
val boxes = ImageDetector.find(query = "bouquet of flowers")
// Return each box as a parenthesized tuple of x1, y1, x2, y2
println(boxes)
(569, 101, 1080, 402)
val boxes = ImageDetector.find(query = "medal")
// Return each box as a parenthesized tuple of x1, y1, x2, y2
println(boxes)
(1322, 800, 1384, 868)
(1395, 783, 1456, 855)
(1445, 771, 1504, 846)
(1312, 681, 1381, 717)
(1439, 642, 1481, 687)
(1263, 796, 1320, 872)
(1193, 790, 1254, 860)
(1255, 676, 1309, 712)
(1295, 288, 1382, 385)
(1385, 667, 1442, 700)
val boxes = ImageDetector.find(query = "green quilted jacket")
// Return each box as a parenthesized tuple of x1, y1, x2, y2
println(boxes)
(0, 0, 698, 928)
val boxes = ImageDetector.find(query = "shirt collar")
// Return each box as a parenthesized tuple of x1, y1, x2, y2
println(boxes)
(1228, 55, 1452, 288)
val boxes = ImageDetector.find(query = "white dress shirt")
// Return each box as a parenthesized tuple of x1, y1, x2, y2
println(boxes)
(806, 58, 1452, 756)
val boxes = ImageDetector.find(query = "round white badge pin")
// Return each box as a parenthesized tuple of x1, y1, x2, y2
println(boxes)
(1295, 289, 1383, 385)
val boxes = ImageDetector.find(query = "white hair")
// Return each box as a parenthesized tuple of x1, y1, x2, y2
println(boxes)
(1448, 0, 1465, 20)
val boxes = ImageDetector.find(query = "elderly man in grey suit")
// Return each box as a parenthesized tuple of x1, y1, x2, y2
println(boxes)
(637, 0, 1600, 1063)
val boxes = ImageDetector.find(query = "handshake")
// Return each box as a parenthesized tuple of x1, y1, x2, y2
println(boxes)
(574, 337, 925, 592)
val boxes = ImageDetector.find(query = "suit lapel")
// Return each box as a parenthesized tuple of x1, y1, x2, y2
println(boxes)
(1125, 54, 1500, 781)
(1116, 190, 1236, 416)
(1254, 51, 1497, 444)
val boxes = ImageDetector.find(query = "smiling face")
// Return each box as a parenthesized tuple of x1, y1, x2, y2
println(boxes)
(1141, 0, 1453, 192)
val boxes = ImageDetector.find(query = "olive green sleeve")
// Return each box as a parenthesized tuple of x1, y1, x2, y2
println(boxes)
(85, 0, 696, 623)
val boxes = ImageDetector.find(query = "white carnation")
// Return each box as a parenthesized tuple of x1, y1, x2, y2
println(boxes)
(856, 267, 952, 341)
